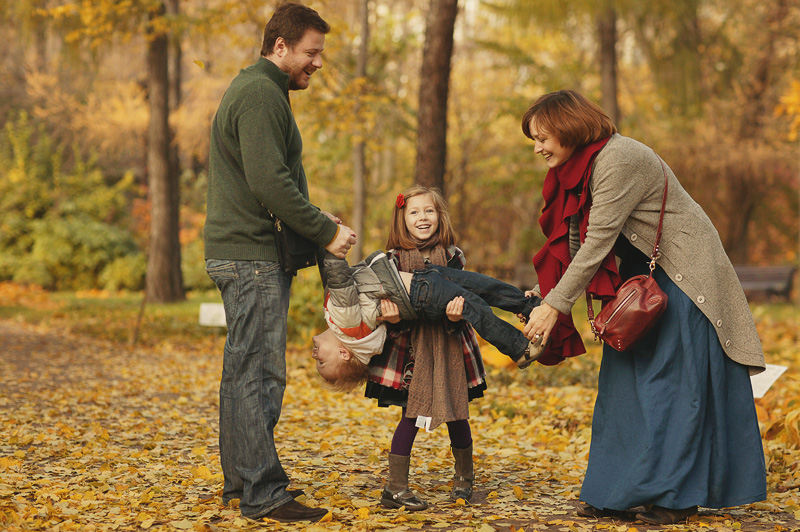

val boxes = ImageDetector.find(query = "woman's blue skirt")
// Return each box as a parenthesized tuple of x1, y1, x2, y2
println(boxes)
(579, 266, 767, 510)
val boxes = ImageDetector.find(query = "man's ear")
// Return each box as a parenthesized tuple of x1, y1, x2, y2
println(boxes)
(273, 37, 288, 58)
(339, 348, 351, 361)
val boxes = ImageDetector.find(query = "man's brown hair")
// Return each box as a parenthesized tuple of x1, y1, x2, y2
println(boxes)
(261, 2, 330, 57)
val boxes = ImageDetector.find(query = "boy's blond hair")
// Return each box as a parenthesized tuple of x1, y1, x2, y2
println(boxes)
(319, 351, 371, 392)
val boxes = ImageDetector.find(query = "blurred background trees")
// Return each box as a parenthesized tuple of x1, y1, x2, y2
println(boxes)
(1, 0, 798, 297)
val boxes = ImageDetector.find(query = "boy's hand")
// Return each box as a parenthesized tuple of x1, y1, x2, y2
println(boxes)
(322, 211, 342, 224)
(325, 224, 357, 258)
(446, 296, 464, 322)
(518, 287, 542, 323)
(378, 299, 401, 323)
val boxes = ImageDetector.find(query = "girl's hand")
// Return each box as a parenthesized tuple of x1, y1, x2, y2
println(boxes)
(445, 296, 464, 322)
(523, 302, 560, 346)
(379, 299, 401, 324)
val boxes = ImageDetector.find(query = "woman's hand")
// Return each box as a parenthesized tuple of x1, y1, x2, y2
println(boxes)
(379, 299, 401, 324)
(445, 296, 464, 322)
(523, 302, 560, 345)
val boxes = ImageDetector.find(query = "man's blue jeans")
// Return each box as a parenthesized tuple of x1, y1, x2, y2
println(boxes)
(205, 259, 294, 519)
(408, 265, 539, 361)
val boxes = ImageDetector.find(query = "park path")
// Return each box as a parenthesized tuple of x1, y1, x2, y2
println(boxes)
(1, 318, 798, 532)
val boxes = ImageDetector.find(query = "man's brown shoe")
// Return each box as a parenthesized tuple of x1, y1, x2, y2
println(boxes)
(259, 500, 328, 523)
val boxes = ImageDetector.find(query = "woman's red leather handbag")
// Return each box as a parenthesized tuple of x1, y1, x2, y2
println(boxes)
(587, 157, 669, 352)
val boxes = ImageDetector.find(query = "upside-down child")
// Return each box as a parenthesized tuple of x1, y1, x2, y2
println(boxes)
(313, 251, 543, 388)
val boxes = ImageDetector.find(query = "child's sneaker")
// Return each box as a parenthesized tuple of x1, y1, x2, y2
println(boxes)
(517, 336, 547, 369)
(366, 251, 419, 320)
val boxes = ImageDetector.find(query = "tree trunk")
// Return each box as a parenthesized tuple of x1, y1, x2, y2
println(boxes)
(597, 6, 619, 125)
(351, 0, 369, 263)
(729, 0, 787, 261)
(146, 3, 185, 302)
(414, 0, 458, 193)
(167, 0, 182, 184)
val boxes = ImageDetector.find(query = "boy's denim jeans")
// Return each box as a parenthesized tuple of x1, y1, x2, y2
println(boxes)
(408, 265, 539, 361)
(205, 259, 294, 519)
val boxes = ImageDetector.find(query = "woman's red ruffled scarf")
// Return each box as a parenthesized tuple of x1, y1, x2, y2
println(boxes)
(532, 137, 621, 365)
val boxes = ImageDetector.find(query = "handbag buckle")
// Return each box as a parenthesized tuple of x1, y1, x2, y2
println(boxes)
(588, 318, 600, 342)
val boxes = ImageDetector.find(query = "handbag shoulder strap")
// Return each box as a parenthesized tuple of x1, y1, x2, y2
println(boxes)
(651, 156, 669, 266)
(585, 151, 669, 327)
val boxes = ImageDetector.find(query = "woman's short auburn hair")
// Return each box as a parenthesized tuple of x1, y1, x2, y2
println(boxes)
(521, 90, 617, 148)
(386, 185, 455, 251)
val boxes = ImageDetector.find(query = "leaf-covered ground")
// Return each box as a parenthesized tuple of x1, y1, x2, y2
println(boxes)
(1, 299, 799, 532)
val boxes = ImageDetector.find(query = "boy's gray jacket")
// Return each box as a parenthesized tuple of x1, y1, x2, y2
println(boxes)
(323, 251, 417, 364)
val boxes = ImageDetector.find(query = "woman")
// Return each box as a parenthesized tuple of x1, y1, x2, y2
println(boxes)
(521, 90, 766, 525)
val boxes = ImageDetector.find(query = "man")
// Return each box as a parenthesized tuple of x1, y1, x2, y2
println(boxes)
(204, 2, 356, 524)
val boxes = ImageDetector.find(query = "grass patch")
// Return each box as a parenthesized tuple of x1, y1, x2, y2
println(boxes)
(0, 269, 329, 349)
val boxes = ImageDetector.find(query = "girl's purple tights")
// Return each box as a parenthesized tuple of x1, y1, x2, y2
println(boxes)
(390, 414, 472, 456)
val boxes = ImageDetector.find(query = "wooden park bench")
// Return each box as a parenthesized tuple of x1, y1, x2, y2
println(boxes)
(733, 265, 797, 302)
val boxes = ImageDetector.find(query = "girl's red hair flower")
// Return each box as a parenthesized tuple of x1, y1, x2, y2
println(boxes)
(395, 193, 405, 208)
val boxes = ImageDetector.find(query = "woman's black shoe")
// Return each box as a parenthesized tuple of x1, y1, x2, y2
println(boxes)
(576, 504, 631, 519)
(636, 505, 697, 525)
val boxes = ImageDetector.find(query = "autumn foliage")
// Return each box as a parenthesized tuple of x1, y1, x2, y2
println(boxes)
(1, 282, 799, 531)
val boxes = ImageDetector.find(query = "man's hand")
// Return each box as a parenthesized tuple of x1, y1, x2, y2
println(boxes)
(378, 299, 401, 324)
(325, 224, 357, 258)
(446, 296, 464, 322)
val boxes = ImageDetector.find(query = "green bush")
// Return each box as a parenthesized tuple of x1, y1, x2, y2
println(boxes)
(287, 268, 327, 347)
(0, 112, 143, 290)
(181, 237, 215, 291)
(100, 254, 147, 291)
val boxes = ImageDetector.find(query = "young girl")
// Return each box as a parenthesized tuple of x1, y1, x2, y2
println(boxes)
(366, 186, 486, 511)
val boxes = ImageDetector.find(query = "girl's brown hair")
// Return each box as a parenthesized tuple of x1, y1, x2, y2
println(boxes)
(521, 90, 617, 148)
(386, 186, 456, 250)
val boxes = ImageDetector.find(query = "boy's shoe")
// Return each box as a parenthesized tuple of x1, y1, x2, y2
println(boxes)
(517, 336, 547, 369)
(366, 251, 419, 320)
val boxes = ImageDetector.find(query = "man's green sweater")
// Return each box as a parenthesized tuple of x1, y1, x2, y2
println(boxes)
(204, 57, 338, 261)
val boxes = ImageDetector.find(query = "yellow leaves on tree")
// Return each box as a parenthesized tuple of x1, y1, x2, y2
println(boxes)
(776, 79, 800, 141)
